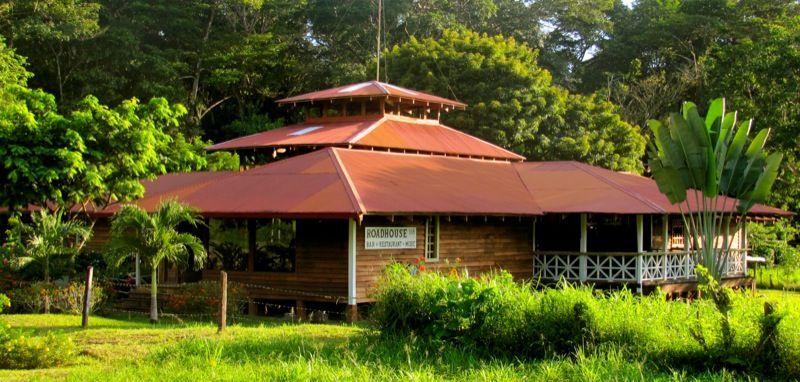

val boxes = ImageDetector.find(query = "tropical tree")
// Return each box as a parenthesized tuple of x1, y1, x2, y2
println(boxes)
(648, 98, 783, 349)
(106, 201, 206, 323)
(5, 209, 92, 313)
(648, 98, 782, 280)
(384, 30, 646, 172)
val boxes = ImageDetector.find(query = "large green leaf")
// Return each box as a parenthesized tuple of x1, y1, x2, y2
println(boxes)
(649, 158, 688, 204)
(670, 112, 706, 189)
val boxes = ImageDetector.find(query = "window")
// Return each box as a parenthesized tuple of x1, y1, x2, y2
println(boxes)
(425, 216, 440, 261)
(254, 218, 296, 272)
(208, 219, 249, 271)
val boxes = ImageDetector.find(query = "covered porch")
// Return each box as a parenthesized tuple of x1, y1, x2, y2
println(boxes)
(532, 213, 749, 291)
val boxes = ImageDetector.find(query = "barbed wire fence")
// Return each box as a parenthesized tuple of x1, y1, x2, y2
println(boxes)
(3, 269, 352, 327)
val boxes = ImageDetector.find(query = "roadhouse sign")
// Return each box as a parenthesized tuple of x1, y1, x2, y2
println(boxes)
(364, 227, 417, 250)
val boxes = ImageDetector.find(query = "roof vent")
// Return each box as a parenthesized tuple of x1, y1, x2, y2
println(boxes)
(289, 126, 323, 136)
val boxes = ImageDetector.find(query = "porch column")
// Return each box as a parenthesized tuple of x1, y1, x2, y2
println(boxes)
(662, 215, 668, 280)
(346, 218, 358, 322)
(636, 215, 644, 253)
(741, 222, 748, 275)
(579, 214, 588, 282)
(662, 215, 669, 252)
(635, 214, 644, 292)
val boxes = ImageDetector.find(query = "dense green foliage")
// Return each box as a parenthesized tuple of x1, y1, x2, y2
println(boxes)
(5, 210, 91, 283)
(372, 264, 799, 378)
(749, 220, 799, 268)
(106, 201, 207, 323)
(385, 30, 646, 172)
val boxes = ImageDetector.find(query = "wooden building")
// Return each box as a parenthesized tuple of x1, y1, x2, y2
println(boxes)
(86, 81, 790, 320)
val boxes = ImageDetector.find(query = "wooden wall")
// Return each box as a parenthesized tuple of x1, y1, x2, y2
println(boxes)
(203, 219, 349, 302)
(85, 218, 110, 252)
(355, 216, 534, 302)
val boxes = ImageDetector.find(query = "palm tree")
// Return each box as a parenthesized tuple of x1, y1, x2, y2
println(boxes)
(106, 200, 207, 323)
(6, 209, 92, 313)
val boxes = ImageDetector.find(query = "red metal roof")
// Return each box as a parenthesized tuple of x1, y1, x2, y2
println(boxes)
(278, 81, 466, 110)
(514, 161, 791, 216)
(207, 115, 524, 161)
(335, 149, 541, 216)
(95, 148, 541, 218)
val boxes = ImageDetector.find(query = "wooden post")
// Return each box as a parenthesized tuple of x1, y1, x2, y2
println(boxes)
(296, 300, 308, 321)
(82, 266, 93, 328)
(218, 271, 227, 333)
(248, 299, 257, 316)
(636, 215, 644, 292)
(579, 214, 588, 282)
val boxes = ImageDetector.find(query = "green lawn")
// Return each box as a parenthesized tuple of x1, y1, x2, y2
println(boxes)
(0, 291, 797, 382)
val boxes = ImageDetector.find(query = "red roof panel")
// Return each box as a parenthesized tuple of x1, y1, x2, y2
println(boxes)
(514, 161, 791, 216)
(336, 149, 541, 216)
(207, 115, 524, 161)
(206, 119, 378, 151)
(278, 81, 466, 109)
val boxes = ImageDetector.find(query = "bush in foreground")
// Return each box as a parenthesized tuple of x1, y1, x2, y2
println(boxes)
(0, 293, 75, 369)
(370, 263, 800, 378)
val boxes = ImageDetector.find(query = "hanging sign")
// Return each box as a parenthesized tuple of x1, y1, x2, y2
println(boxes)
(364, 227, 417, 250)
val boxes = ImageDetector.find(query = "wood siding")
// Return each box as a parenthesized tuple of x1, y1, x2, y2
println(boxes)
(355, 216, 534, 302)
(204, 219, 349, 302)
(85, 218, 110, 252)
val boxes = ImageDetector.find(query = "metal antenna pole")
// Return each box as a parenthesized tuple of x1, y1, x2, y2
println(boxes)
(376, 0, 382, 81)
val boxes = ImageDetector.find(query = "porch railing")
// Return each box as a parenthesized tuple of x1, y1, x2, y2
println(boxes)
(533, 249, 748, 285)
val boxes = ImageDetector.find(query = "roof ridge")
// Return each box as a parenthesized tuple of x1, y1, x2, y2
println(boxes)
(328, 148, 366, 217)
(372, 81, 390, 95)
(346, 116, 387, 144)
(510, 163, 544, 215)
(572, 162, 667, 213)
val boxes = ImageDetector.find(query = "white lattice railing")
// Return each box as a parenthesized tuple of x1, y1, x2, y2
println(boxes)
(533, 249, 747, 285)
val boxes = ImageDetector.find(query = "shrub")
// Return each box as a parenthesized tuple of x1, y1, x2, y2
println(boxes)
(0, 293, 9, 313)
(370, 262, 800, 379)
(6, 282, 107, 314)
(163, 281, 247, 318)
(0, 331, 74, 369)
(370, 263, 597, 358)
(0, 292, 75, 369)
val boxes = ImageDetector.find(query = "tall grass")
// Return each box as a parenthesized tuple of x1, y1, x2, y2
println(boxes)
(754, 266, 800, 291)
(371, 263, 800, 378)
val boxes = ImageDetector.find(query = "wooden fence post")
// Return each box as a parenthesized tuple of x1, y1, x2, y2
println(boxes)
(218, 271, 227, 333)
(82, 266, 93, 328)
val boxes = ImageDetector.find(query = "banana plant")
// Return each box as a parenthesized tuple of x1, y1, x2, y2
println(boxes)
(648, 98, 782, 280)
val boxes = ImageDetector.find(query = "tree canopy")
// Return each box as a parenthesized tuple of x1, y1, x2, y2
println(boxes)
(0, 0, 797, 214)
(384, 30, 646, 172)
